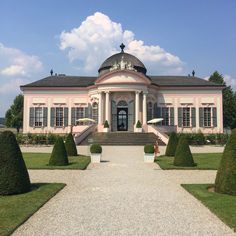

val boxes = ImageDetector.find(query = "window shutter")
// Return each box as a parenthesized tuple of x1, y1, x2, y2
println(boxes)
(191, 107, 196, 127)
(170, 107, 174, 126)
(153, 103, 158, 117)
(199, 107, 204, 127)
(29, 107, 34, 127)
(178, 107, 183, 127)
(85, 107, 89, 118)
(88, 103, 92, 119)
(71, 107, 75, 126)
(64, 107, 68, 126)
(157, 107, 161, 117)
(50, 107, 55, 127)
(212, 107, 217, 127)
(43, 107, 48, 127)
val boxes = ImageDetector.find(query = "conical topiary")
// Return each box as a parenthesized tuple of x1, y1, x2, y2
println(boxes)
(174, 135, 195, 167)
(165, 132, 178, 156)
(65, 133, 77, 156)
(0, 131, 31, 195)
(215, 128, 236, 195)
(49, 137, 69, 166)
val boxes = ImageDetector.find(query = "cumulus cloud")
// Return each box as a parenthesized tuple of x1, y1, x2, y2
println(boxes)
(224, 74, 236, 90)
(0, 43, 42, 77)
(59, 12, 184, 74)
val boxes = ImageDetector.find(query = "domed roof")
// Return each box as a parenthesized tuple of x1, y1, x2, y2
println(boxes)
(98, 44, 147, 75)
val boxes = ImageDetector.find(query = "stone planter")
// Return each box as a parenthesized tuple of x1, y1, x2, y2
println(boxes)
(135, 127, 142, 133)
(144, 153, 155, 163)
(91, 153, 102, 163)
(103, 127, 109, 133)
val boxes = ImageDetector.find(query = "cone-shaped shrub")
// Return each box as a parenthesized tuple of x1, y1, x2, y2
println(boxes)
(174, 135, 195, 167)
(0, 131, 31, 195)
(49, 137, 69, 166)
(215, 128, 236, 195)
(65, 133, 77, 156)
(165, 132, 178, 156)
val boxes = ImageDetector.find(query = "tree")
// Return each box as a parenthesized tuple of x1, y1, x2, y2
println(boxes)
(5, 94, 24, 133)
(174, 135, 195, 167)
(65, 133, 77, 156)
(49, 137, 69, 166)
(209, 71, 236, 129)
(165, 132, 178, 156)
(215, 128, 236, 195)
(0, 131, 31, 195)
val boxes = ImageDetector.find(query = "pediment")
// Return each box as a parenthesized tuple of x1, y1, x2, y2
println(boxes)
(95, 70, 151, 85)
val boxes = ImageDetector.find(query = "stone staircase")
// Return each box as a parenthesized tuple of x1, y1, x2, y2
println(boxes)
(79, 132, 166, 146)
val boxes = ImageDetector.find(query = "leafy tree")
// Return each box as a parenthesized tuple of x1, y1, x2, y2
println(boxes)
(5, 94, 24, 133)
(0, 131, 31, 195)
(215, 128, 236, 195)
(209, 71, 236, 128)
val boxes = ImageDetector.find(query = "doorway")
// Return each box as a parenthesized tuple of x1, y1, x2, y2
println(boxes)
(117, 108, 128, 131)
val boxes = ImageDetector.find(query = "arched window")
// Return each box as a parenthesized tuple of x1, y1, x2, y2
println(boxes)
(117, 100, 128, 107)
(92, 102, 98, 123)
(147, 102, 153, 122)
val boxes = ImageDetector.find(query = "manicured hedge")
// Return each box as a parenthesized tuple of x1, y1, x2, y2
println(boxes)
(90, 144, 102, 153)
(136, 120, 142, 128)
(104, 120, 109, 128)
(165, 132, 178, 156)
(65, 133, 77, 156)
(144, 144, 154, 154)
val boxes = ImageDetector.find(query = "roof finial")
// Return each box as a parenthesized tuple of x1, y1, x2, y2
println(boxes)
(50, 69, 53, 76)
(192, 70, 195, 77)
(120, 43, 125, 52)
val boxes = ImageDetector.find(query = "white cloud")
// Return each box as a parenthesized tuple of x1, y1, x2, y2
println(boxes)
(59, 12, 184, 74)
(224, 74, 236, 90)
(0, 78, 28, 94)
(0, 43, 42, 77)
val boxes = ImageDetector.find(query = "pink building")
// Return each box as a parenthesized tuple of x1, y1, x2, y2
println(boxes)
(20, 44, 224, 142)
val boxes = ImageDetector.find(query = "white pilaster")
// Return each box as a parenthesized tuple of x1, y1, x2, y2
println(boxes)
(196, 97, 199, 131)
(98, 92, 103, 124)
(135, 91, 140, 124)
(105, 91, 110, 123)
(142, 92, 147, 125)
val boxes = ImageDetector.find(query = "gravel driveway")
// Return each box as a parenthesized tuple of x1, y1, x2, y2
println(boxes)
(14, 146, 234, 236)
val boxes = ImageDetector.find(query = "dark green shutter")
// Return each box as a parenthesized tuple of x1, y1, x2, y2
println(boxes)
(88, 103, 92, 119)
(128, 100, 134, 131)
(29, 107, 34, 127)
(199, 108, 204, 127)
(157, 107, 161, 117)
(212, 107, 217, 127)
(170, 107, 174, 126)
(178, 107, 183, 127)
(153, 103, 158, 117)
(191, 107, 196, 127)
(64, 107, 68, 126)
(43, 107, 48, 127)
(85, 107, 89, 118)
(71, 107, 76, 126)
(50, 107, 55, 127)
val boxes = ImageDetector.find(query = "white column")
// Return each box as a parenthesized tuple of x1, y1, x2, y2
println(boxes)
(142, 92, 147, 125)
(98, 92, 103, 124)
(105, 91, 110, 123)
(135, 91, 140, 124)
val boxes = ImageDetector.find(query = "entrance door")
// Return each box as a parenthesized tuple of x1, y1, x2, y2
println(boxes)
(117, 108, 128, 131)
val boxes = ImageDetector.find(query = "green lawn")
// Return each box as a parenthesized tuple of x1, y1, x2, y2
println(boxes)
(23, 153, 91, 170)
(182, 184, 236, 232)
(155, 153, 222, 170)
(0, 183, 65, 236)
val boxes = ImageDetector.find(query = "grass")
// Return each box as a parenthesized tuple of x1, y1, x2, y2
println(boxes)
(182, 184, 236, 232)
(23, 153, 91, 170)
(155, 153, 222, 170)
(0, 183, 65, 236)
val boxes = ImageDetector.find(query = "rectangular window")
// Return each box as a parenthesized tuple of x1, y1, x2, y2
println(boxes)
(183, 107, 190, 127)
(161, 107, 170, 126)
(76, 107, 85, 125)
(55, 107, 64, 127)
(203, 107, 212, 127)
(34, 107, 43, 127)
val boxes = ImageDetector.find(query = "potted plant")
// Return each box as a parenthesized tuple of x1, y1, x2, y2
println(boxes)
(90, 144, 102, 163)
(144, 144, 155, 163)
(135, 120, 142, 133)
(103, 120, 109, 132)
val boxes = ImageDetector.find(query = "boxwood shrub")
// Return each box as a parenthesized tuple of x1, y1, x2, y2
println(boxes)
(104, 120, 109, 128)
(144, 144, 154, 154)
(136, 120, 142, 128)
(90, 144, 102, 153)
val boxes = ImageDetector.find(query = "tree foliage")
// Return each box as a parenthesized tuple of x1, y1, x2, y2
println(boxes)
(209, 71, 236, 129)
(5, 94, 24, 133)
(0, 131, 31, 195)
(215, 128, 236, 195)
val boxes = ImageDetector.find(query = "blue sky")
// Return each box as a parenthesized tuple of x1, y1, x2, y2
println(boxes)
(0, 0, 235, 116)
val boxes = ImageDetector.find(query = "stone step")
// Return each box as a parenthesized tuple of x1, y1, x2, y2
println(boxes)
(79, 132, 166, 146)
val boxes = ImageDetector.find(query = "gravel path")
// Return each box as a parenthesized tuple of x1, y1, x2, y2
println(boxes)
(14, 146, 234, 236)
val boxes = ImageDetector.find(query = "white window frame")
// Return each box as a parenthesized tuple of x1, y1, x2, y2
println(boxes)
(203, 107, 212, 127)
(55, 107, 64, 127)
(182, 107, 191, 127)
(34, 107, 43, 127)
(161, 107, 170, 126)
